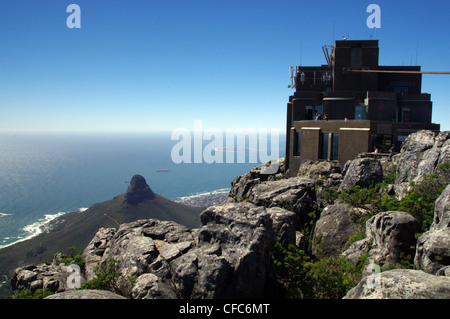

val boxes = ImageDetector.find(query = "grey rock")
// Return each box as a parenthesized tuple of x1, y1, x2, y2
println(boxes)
(311, 203, 368, 258)
(82, 227, 116, 281)
(227, 159, 285, 203)
(431, 184, 450, 231)
(297, 160, 341, 180)
(343, 211, 420, 273)
(344, 269, 450, 299)
(131, 273, 177, 299)
(437, 266, 450, 277)
(45, 289, 127, 299)
(295, 231, 307, 250)
(395, 130, 450, 198)
(100, 219, 193, 295)
(338, 158, 383, 192)
(246, 177, 316, 228)
(415, 230, 450, 275)
(415, 185, 450, 274)
(269, 207, 297, 246)
(11, 262, 78, 294)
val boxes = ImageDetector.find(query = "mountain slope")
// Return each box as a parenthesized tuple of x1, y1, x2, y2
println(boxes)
(0, 175, 203, 276)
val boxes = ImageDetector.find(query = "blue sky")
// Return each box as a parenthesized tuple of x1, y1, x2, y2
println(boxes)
(1, 0, 450, 132)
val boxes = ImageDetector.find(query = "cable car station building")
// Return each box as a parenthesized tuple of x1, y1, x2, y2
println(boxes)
(285, 39, 440, 175)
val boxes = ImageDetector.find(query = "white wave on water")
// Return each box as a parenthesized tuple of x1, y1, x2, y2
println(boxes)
(0, 213, 12, 218)
(0, 207, 88, 249)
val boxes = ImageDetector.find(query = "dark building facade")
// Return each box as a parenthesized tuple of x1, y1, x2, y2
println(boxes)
(286, 40, 440, 175)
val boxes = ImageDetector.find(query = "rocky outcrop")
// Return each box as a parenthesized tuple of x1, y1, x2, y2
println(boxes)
(395, 130, 450, 197)
(125, 174, 155, 205)
(415, 184, 450, 274)
(338, 158, 383, 192)
(311, 203, 368, 258)
(18, 201, 292, 299)
(297, 160, 341, 180)
(246, 177, 316, 228)
(45, 289, 126, 299)
(343, 211, 420, 274)
(344, 269, 450, 299)
(227, 159, 286, 202)
(11, 260, 79, 294)
(82, 227, 116, 281)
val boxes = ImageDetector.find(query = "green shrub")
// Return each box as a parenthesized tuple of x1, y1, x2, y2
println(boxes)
(272, 242, 311, 298)
(81, 258, 121, 294)
(304, 256, 361, 299)
(272, 243, 364, 299)
(58, 246, 85, 269)
(11, 288, 53, 299)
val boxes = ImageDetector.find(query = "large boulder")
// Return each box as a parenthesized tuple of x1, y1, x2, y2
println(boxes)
(344, 269, 450, 299)
(297, 160, 341, 180)
(338, 158, 383, 192)
(227, 159, 286, 202)
(45, 289, 126, 299)
(82, 227, 116, 281)
(82, 202, 285, 299)
(311, 203, 368, 258)
(395, 130, 450, 197)
(343, 211, 420, 273)
(246, 177, 316, 228)
(11, 261, 80, 294)
(100, 219, 193, 296)
(415, 185, 450, 274)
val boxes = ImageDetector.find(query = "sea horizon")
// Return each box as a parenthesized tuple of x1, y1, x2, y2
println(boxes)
(0, 130, 285, 249)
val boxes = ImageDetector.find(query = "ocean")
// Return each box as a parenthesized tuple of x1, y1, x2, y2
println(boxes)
(0, 131, 285, 249)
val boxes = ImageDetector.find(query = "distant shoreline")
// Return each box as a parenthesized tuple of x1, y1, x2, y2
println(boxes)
(175, 190, 229, 208)
(0, 190, 230, 250)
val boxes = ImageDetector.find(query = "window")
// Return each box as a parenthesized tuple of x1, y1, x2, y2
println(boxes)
(355, 104, 368, 120)
(320, 133, 329, 160)
(305, 105, 323, 120)
(294, 132, 301, 156)
(305, 106, 313, 120)
(402, 107, 411, 122)
(394, 86, 409, 94)
(331, 133, 339, 160)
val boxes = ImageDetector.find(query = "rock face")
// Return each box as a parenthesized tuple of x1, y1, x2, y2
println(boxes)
(311, 203, 368, 258)
(11, 260, 79, 294)
(245, 177, 316, 228)
(82, 227, 116, 281)
(125, 175, 155, 205)
(343, 211, 420, 274)
(338, 158, 383, 192)
(415, 184, 450, 274)
(297, 160, 341, 180)
(395, 130, 450, 197)
(45, 289, 126, 299)
(227, 159, 286, 202)
(22, 202, 292, 299)
(344, 269, 450, 299)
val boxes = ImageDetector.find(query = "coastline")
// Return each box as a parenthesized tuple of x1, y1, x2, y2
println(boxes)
(175, 189, 230, 208)
(0, 189, 230, 250)
(0, 209, 88, 250)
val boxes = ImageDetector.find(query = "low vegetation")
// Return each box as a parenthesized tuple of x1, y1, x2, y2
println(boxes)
(272, 163, 449, 299)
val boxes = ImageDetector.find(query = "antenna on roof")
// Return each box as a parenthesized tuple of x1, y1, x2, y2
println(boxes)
(415, 40, 419, 66)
